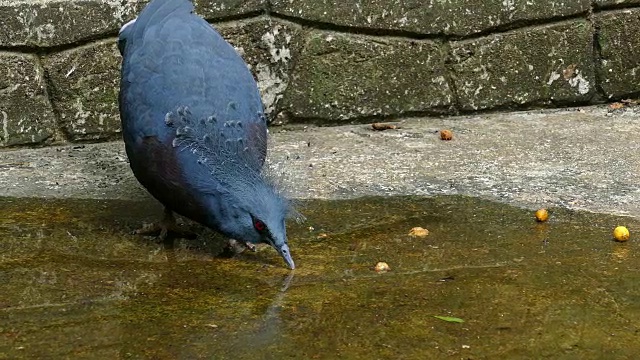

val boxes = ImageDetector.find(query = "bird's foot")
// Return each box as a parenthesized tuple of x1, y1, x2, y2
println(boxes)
(225, 238, 257, 254)
(132, 208, 196, 241)
(133, 223, 196, 240)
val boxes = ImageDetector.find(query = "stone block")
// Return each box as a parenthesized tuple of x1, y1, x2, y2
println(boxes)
(43, 40, 122, 141)
(271, 0, 590, 37)
(595, 0, 640, 6)
(595, 9, 640, 98)
(0, 0, 143, 48)
(217, 18, 302, 119)
(282, 32, 452, 121)
(194, 0, 267, 20)
(0, 0, 267, 48)
(0, 53, 55, 147)
(450, 21, 595, 111)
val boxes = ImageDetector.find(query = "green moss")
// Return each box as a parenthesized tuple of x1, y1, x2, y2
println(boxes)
(451, 20, 595, 110)
(284, 32, 452, 121)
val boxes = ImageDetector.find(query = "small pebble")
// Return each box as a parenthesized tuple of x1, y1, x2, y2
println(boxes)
(374, 262, 391, 273)
(408, 227, 429, 237)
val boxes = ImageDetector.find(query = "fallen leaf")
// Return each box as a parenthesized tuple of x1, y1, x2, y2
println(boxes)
(434, 316, 464, 323)
(609, 102, 625, 110)
(371, 123, 399, 131)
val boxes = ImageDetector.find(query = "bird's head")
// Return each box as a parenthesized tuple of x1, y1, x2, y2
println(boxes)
(199, 165, 296, 270)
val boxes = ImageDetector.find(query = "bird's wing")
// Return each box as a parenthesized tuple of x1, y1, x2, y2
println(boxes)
(119, 0, 266, 154)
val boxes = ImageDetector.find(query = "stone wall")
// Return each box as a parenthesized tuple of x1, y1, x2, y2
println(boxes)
(1, 0, 639, 147)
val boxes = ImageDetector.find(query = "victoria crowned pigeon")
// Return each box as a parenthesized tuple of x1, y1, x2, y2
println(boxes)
(117, 0, 295, 269)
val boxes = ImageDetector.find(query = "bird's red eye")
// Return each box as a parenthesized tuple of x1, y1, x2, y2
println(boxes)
(254, 219, 266, 232)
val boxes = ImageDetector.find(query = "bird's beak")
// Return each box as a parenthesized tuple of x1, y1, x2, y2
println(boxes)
(276, 243, 295, 270)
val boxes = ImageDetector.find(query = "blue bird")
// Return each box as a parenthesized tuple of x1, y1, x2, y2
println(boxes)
(117, 0, 295, 269)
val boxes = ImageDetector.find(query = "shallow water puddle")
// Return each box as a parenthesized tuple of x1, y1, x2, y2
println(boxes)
(1, 196, 639, 359)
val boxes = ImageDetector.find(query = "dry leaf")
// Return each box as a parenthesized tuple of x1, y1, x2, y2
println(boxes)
(372, 123, 399, 131)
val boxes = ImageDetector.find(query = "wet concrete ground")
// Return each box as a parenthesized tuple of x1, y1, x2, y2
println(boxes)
(2, 195, 640, 359)
(2, 105, 640, 217)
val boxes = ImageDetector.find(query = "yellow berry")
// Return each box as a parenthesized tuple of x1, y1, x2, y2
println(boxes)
(613, 226, 630, 242)
(440, 129, 453, 140)
(535, 209, 549, 222)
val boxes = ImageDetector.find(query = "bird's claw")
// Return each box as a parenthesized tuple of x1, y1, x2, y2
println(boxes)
(132, 208, 196, 241)
(132, 222, 196, 241)
(226, 239, 257, 254)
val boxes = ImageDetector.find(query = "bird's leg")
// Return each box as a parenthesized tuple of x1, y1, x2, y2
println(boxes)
(133, 207, 195, 241)
(226, 238, 257, 254)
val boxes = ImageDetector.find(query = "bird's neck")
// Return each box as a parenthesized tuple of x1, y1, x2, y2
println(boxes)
(200, 190, 240, 233)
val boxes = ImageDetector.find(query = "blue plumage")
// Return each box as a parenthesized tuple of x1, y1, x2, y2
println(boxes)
(118, 0, 295, 269)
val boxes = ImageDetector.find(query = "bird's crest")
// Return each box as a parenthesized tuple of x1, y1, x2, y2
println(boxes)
(165, 106, 301, 220)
